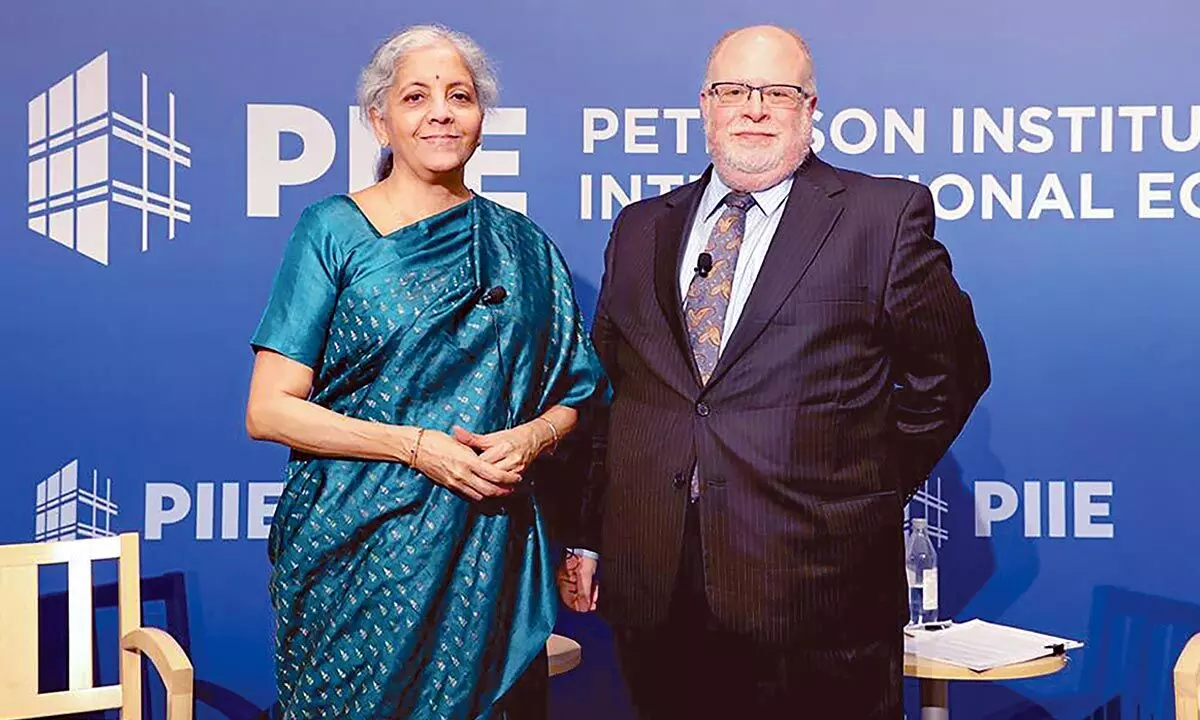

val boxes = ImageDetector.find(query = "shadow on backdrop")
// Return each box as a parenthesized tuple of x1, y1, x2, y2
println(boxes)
(1034, 584, 1200, 719)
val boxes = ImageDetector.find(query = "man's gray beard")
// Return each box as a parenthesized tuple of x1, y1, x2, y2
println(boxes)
(714, 136, 811, 182)
(709, 121, 814, 181)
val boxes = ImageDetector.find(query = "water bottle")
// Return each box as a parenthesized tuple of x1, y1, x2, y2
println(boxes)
(906, 518, 939, 625)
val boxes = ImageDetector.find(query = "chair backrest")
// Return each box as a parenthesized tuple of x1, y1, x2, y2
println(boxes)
(0, 532, 141, 720)
(1175, 633, 1200, 720)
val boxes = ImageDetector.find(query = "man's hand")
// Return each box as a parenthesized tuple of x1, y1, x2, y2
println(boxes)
(557, 553, 599, 612)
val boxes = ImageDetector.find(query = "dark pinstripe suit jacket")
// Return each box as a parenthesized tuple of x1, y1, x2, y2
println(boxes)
(577, 153, 990, 645)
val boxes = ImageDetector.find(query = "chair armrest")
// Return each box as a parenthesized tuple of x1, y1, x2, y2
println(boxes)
(121, 627, 194, 699)
(1174, 632, 1200, 719)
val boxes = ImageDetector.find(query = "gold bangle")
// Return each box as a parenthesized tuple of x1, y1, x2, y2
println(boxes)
(536, 416, 559, 453)
(410, 428, 426, 467)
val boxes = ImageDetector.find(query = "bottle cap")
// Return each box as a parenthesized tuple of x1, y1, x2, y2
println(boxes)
(912, 518, 927, 529)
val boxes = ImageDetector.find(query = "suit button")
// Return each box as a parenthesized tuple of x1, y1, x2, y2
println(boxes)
(696, 402, 710, 417)
(672, 473, 685, 489)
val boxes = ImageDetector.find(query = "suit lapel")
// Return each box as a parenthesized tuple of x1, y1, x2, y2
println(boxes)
(705, 156, 846, 389)
(653, 169, 710, 388)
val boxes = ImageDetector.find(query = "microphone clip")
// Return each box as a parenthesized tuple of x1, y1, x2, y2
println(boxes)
(480, 286, 508, 305)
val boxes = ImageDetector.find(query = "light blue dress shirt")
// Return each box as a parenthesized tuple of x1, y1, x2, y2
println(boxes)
(679, 171, 794, 353)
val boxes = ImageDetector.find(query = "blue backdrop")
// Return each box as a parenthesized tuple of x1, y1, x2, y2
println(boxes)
(4, 1, 1200, 718)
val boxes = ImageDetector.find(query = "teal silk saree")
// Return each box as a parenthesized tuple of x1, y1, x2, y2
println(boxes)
(251, 194, 606, 719)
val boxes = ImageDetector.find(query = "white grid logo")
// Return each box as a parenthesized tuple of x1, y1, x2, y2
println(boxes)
(34, 460, 119, 543)
(906, 473, 948, 547)
(27, 52, 191, 266)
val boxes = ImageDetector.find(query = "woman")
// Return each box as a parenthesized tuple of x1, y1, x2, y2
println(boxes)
(245, 24, 606, 719)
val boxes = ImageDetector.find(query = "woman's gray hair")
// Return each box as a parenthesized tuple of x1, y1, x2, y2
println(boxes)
(357, 24, 500, 122)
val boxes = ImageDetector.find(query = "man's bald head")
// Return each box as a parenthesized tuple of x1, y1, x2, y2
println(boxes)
(704, 25, 817, 96)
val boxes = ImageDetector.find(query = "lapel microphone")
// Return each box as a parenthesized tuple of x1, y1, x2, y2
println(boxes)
(480, 286, 508, 305)
(683, 253, 714, 313)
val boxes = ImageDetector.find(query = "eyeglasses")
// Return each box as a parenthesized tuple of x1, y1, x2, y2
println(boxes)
(705, 82, 810, 109)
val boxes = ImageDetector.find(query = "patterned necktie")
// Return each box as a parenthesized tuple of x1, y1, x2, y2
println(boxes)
(685, 191, 755, 384)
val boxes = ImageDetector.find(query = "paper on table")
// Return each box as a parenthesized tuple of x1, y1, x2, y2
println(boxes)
(903, 619, 1083, 672)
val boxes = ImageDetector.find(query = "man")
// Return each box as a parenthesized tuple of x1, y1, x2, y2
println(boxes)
(558, 24, 990, 719)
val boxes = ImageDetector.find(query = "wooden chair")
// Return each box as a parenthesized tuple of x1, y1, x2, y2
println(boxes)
(0, 532, 193, 719)
(1175, 632, 1200, 719)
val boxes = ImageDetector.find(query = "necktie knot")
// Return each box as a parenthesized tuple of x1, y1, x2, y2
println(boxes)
(723, 191, 755, 212)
